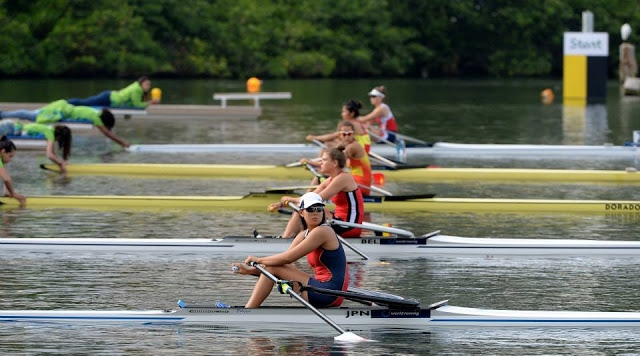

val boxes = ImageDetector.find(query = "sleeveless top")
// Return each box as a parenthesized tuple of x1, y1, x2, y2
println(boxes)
(329, 174, 365, 226)
(353, 120, 372, 154)
(305, 225, 349, 289)
(347, 153, 372, 196)
(377, 103, 398, 133)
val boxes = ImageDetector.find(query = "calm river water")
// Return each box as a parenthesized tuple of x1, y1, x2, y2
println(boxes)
(1, 79, 639, 354)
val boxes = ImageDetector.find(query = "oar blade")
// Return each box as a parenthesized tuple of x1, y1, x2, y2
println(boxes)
(334, 331, 372, 342)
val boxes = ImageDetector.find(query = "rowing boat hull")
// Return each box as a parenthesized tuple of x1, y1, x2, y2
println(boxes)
(2, 303, 640, 328)
(3, 235, 640, 257)
(126, 142, 640, 160)
(41, 163, 640, 183)
(1, 194, 639, 214)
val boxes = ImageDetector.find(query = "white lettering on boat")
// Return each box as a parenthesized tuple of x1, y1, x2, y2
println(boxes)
(388, 311, 420, 316)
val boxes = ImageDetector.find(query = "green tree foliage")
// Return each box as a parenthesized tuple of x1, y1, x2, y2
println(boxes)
(0, 0, 639, 78)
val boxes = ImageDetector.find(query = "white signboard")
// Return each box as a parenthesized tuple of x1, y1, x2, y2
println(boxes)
(563, 32, 609, 56)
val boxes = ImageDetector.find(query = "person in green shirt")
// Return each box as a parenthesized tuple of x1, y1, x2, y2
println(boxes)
(0, 137, 25, 205)
(1, 100, 130, 148)
(66, 76, 159, 109)
(0, 120, 72, 175)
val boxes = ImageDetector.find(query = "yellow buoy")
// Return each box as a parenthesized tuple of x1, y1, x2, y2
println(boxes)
(151, 88, 162, 101)
(247, 77, 261, 93)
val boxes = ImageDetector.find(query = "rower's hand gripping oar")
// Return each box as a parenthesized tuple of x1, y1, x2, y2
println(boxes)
(247, 261, 370, 342)
(287, 201, 370, 261)
(285, 157, 321, 168)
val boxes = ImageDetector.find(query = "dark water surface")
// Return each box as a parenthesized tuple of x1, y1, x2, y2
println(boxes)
(1, 79, 639, 354)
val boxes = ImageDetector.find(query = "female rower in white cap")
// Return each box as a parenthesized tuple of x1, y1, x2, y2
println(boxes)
(356, 85, 399, 143)
(233, 191, 349, 308)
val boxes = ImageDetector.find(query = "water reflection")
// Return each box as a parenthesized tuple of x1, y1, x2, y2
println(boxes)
(562, 103, 609, 145)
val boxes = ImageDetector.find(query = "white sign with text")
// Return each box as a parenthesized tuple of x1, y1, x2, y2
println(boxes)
(563, 32, 609, 56)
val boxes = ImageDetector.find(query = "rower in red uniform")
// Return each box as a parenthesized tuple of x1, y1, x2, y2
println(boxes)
(269, 147, 365, 238)
(357, 86, 399, 143)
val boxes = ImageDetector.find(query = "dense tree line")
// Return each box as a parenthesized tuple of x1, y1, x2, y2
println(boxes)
(0, 0, 638, 78)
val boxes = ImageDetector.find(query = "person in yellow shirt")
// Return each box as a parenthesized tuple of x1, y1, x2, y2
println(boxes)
(305, 99, 371, 153)
(67, 76, 159, 108)
(0, 120, 72, 175)
(1, 100, 129, 148)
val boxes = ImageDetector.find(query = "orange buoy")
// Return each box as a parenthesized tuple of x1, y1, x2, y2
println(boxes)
(247, 77, 261, 93)
(541, 88, 554, 105)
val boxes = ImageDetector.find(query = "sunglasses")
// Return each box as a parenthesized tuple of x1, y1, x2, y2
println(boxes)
(304, 206, 324, 213)
(340, 131, 353, 137)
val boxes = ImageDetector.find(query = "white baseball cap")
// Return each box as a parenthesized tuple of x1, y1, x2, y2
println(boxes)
(368, 88, 385, 98)
(299, 192, 325, 209)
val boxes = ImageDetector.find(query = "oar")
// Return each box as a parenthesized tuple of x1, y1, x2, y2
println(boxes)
(286, 202, 370, 261)
(396, 132, 428, 145)
(304, 163, 327, 182)
(366, 129, 409, 166)
(369, 151, 398, 168)
(330, 220, 415, 238)
(368, 127, 428, 146)
(304, 163, 392, 197)
(363, 183, 392, 197)
(248, 261, 369, 342)
(311, 139, 326, 148)
(285, 157, 321, 168)
(366, 129, 395, 147)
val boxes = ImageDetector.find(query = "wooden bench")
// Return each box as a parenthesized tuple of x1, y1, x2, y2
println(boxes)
(212, 92, 292, 108)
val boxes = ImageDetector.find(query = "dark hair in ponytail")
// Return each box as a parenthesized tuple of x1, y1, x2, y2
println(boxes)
(0, 136, 16, 153)
(343, 99, 362, 117)
(54, 126, 72, 160)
